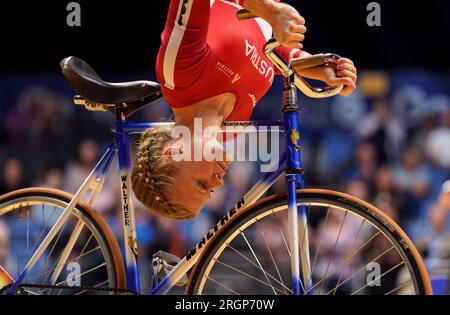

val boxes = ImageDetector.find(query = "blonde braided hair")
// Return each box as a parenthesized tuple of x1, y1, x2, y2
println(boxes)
(131, 126, 192, 220)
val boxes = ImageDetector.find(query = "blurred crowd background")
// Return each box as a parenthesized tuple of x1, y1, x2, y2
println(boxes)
(1, 68, 450, 293)
(0, 0, 448, 296)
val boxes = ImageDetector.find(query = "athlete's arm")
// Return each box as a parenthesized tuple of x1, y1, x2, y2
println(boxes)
(292, 52, 358, 97)
(157, 0, 211, 91)
(242, 0, 306, 49)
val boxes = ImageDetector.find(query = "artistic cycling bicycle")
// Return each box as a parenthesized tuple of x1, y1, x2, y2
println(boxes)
(0, 11, 432, 295)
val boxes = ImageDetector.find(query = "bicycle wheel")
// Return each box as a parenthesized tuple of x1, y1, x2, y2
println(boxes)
(0, 188, 126, 295)
(186, 189, 432, 295)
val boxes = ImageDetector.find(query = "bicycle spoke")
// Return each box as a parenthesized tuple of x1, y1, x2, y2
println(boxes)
(38, 262, 107, 295)
(310, 230, 383, 294)
(256, 219, 289, 294)
(241, 231, 278, 295)
(45, 218, 70, 262)
(79, 233, 94, 260)
(43, 219, 72, 284)
(26, 207, 30, 262)
(1, 195, 119, 295)
(56, 227, 90, 295)
(384, 279, 413, 295)
(330, 218, 366, 295)
(318, 211, 348, 293)
(213, 259, 287, 294)
(206, 276, 240, 295)
(193, 197, 425, 295)
(13, 210, 20, 276)
(226, 244, 293, 294)
(310, 207, 331, 276)
(274, 210, 291, 257)
(324, 245, 395, 294)
(351, 261, 405, 295)
(30, 205, 58, 254)
(30, 246, 101, 283)
(53, 262, 107, 287)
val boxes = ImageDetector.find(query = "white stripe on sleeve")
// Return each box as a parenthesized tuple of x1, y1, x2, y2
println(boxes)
(163, 0, 194, 90)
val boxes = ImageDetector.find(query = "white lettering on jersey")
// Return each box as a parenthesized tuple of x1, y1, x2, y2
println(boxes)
(245, 39, 274, 84)
(215, 61, 242, 84)
(232, 73, 241, 84)
(248, 94, 257, 107)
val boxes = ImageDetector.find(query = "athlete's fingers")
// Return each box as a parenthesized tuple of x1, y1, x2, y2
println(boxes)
(289, 23, 307, 34)
(290, 33, 305, 42)
(284, 41, 303, 49)
(337, 62, 357, 74)
(337, 70, 357, 82)
(337, 76, 357, 96)
(341, 85, 356, 96)
(284, 32, 305, 43)
(337, 58, 354, 66)
(328, 76, 356, 89)
(295, 15, 306, 25)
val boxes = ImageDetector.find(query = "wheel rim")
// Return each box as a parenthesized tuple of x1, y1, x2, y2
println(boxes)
(0, 195, 118, 295)
(190, 198, 424, 295)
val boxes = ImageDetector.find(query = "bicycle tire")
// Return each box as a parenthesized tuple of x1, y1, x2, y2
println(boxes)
(186, 189, 432, 295)
(0, 188, 126, 294)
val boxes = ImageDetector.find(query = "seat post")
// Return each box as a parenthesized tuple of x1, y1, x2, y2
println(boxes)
(114, 106, 141, 293)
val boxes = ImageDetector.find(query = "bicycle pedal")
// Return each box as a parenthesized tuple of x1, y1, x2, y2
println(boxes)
(152, 250, 187, 287)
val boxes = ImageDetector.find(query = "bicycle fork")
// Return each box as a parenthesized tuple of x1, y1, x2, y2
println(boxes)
(283, 75, 313, 295)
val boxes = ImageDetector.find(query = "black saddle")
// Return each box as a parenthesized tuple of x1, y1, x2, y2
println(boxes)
(60, 56, 162, 116)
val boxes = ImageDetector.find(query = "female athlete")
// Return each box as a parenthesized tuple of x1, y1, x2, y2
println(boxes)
(132, 0, 357, 219)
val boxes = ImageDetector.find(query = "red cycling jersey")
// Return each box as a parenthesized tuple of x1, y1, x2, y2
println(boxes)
(156, 0, 302, 121)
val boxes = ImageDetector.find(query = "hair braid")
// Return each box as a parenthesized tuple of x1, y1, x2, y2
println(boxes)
(131, 126, 191, 220)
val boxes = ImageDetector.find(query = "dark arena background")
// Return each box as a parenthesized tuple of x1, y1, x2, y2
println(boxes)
(1, 0, 450, 299)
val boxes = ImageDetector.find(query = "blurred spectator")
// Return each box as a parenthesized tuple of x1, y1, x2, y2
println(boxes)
(426, 184, 450, 260)
(373, 166, 407, 224)
(62, 139, 99, 194)
(356, 99, 406, 164)
(5, 87, 73, 175)
(0, 158, 29, 195)
(374, 194, 401, 224)
(411, 116, 436, 155)
(345, 142, 378, 186)
(392, 147, 431, 220)
(425, 106, 450, 169)
(36, 168, 63, 189)
(344, 179, 369, 201)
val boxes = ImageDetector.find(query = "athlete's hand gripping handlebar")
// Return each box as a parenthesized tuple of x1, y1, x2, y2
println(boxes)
(237, 9, 344, 98)
(264, 39, 344, 98)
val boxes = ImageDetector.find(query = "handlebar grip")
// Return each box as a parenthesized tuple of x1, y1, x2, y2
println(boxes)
(236, 8, 258, 20)
(290, 54, 339, 71)
(263, 39, 344, 98)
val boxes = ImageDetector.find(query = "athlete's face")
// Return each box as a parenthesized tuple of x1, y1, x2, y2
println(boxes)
(164, 138, 230, 218)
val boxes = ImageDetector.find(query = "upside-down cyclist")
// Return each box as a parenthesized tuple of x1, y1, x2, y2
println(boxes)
(131, 0, 358, 220)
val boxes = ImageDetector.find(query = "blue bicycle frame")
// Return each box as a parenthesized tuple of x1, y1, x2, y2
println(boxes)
(6, 79, 310, 295)
(7, 38, 344, 295)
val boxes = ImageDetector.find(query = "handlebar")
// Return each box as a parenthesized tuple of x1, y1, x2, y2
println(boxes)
(237, 9, 344, 99)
